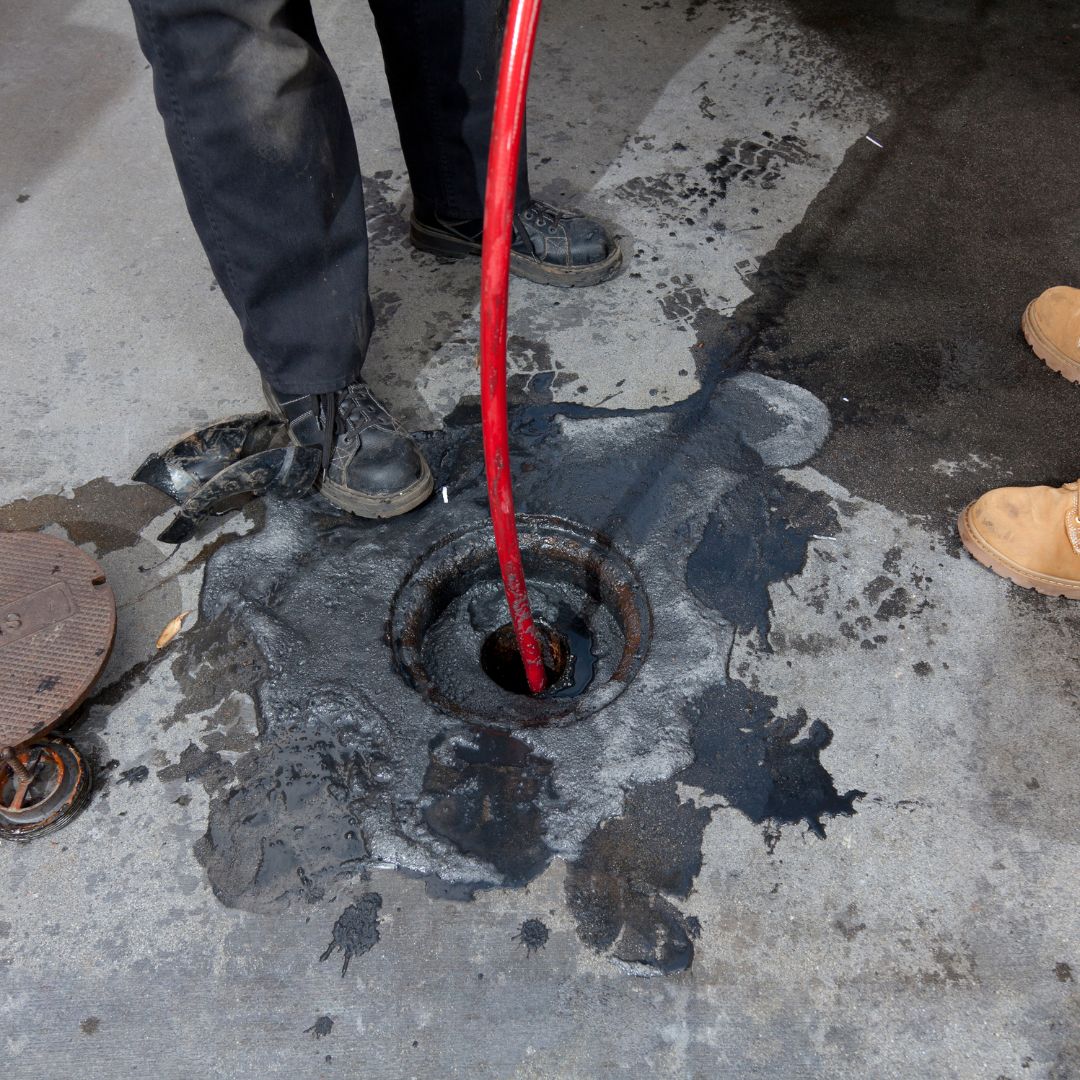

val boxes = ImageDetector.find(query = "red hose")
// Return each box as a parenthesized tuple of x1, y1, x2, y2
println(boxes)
(479, 0, 547, 695)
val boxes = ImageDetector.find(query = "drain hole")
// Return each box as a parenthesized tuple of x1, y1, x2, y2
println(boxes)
(481, 622, 566, 696)
(391, 517, 651, 725)
(479, 616, 598, 699)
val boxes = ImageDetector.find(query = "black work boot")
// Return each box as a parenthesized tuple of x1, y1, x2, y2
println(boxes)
(409, 199, 622, 288)
(263, 378, 433, 519)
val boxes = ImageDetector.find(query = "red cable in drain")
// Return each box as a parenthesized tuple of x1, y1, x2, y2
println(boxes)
(479, 0, 547, 695)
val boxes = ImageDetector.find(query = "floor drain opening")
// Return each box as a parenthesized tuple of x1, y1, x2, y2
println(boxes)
(479, 616, 597, 699)
(390, 516, 651, 727)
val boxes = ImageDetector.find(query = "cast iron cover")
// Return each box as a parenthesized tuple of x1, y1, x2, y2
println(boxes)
(0, 531, 116, 747)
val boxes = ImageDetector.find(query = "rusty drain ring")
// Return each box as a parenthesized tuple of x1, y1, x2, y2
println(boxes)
(0, 737, 92, 842)
(389, 515, 652, 727)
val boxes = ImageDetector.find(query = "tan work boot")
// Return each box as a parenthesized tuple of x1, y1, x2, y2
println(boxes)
(1022, 285, 1080, 382)
(958, 481, 1080, 598)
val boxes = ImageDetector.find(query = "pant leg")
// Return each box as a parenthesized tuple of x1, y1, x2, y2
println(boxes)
(128, 0, 372, 394)
(367, 0, 531, 220)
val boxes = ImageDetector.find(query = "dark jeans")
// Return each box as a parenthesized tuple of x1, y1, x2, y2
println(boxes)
(129, 0, 530, 394)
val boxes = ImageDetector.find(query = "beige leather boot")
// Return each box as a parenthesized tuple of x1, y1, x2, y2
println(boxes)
(959, 481, 1080, 598)
(1022, 285, 1080, 382)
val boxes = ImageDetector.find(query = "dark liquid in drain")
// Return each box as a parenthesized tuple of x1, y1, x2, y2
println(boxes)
(480, 613, 596, 698)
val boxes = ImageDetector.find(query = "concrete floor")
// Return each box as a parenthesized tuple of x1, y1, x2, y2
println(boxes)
(2, 0, 1079, 1077)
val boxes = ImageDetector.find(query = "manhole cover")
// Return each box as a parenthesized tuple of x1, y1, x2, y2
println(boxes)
(389, 516, 652, 726)
(0, 531, 116, 747)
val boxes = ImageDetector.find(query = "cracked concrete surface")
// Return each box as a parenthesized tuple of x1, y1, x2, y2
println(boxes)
(3, 0, 1080, 1077)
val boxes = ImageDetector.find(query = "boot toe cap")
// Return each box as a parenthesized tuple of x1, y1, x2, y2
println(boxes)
(562, 217, 614, 265)
(1029, 285, 1080, 354)
(345, 433, 428, 497)
(964, 483, 1080, 585)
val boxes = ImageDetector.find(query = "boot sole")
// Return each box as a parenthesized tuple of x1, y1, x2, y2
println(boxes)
(1022, 300, 1080, 383)
(957, 502, 1080, 599)
(262, 383, 434, 519)
(320, 466, 433, 519)
(409, 218, 623, 288)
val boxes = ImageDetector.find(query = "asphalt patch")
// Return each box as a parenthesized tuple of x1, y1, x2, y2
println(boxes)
(739, 0, 1080, 526)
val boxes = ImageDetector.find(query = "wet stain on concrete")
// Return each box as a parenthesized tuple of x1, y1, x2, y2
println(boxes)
(321, 894, 382, 976)
(159, 617, 269, 731)
(617, 129, 813, 229)
(687, 475, 838, 640)
(117, 765, 149, 785)
(566, 783, 708, 975)
(136, 366, 856, 952)
(513, 918, 550, 955)
(833, 902, 866, 942)
(659, 277, 709, 328)
(0, 478, 171, 555)
(506, 336, 581, 406)
(681, 681, 864, 840)
(191, 718, 375, 912)
(422, 731, 556, 886)
(305, 1015, 334, 1038)
(158, 743, 232, 790)
(0, 257, 868, 979)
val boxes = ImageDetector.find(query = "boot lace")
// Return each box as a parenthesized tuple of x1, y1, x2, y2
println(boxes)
(309, 383, 399, 472)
